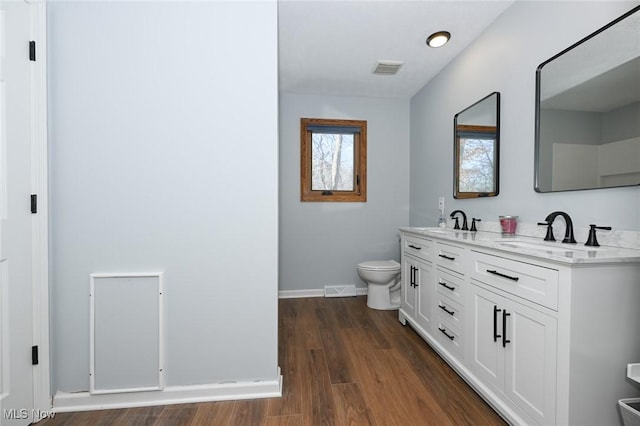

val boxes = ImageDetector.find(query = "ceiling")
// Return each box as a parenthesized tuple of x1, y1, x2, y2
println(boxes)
(278, 0, 515, 99)
(542, 57, 640, 112)
(539, 8, 640, 112)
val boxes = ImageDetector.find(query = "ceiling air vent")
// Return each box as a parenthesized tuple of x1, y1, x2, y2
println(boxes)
(373, 60, 403, 75)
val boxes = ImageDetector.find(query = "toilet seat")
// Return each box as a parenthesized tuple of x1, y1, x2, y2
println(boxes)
(358, 260, 400, 271)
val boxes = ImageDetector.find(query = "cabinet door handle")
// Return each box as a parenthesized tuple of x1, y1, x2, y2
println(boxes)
(438, 327, 455, 341)
(486, 269, 520, 282)
(411, 266, 418, 287)
(438, 304, 455, 316)
(438, 280, 455, 291)
(408, 244, 422, 250)
(410, 266, 415, 287)
(502, 310, 511, 347)
(409, 265, 413, 287)
(493, 306, 502, 342)
(438, 254, 455, 261)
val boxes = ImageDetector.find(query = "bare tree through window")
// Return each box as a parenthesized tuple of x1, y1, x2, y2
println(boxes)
(459, 136, 495, 193)
(311, 133, 354, 191)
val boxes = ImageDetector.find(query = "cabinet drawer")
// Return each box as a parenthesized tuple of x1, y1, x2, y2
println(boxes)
(436, 293, 464, 331)
(435, 320, 463, 360)
(436, 268, 464, 303)
(404, 235, 432, 262)
(471, 251, 559, 310)
(435, 242, 465, 273)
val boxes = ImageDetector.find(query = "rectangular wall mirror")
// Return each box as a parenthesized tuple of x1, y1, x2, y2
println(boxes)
(535, 5, 640, 192)
(454, 91, 500, 199)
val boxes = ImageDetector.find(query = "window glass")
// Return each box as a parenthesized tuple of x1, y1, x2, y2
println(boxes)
(459, 135, 496, 193)
(311, 133, 354, 191)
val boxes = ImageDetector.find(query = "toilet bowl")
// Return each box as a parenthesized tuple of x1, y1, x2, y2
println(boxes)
(357, 260, 401, 310)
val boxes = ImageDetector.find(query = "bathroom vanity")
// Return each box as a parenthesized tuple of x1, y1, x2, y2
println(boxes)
(399, 227, 640, 426)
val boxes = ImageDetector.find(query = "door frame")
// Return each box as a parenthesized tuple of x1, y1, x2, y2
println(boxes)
(28, 0, 50, 414)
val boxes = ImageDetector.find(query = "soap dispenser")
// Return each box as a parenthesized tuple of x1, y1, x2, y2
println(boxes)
(437, 206, 447, 229)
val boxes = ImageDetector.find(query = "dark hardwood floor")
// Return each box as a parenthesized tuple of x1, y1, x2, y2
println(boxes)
(41, 296, 506, 425)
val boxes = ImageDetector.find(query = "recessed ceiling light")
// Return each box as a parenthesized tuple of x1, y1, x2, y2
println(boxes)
(426, 31, 451, 48)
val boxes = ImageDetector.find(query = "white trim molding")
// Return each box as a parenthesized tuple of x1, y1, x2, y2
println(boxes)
(278, 287, 368, 299)
(52, 370, 283, 413)
(29, 0, 51, 415)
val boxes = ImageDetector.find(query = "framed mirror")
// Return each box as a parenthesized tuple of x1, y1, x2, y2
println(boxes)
(535, 5, 640, 192)
(454, 92, 500, 199)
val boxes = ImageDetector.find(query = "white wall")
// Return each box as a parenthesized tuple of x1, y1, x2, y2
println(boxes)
(539, 109, 602, 190)
(48, 1, 279, 392)
(410, 1, 640, 232)
(279, 94, 410, 292)
(602, 101, 640, 143)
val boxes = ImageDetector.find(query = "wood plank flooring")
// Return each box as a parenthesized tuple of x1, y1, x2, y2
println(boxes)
(40, 296, 506, 425)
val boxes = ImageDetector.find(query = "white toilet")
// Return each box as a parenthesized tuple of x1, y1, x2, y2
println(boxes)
(356, 260, 401, 310)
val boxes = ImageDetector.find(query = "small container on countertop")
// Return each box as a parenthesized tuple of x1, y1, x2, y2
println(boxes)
(499, 215, 518, 236)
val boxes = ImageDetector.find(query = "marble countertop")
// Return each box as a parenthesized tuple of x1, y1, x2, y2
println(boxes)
(399, 227, 640, 265)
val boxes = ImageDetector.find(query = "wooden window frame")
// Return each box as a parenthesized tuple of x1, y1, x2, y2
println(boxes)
(300, 118, 367, 202)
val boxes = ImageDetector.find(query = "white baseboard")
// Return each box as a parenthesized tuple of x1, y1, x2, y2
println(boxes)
(52, 370, 282, 413)
(278, 287, 367, 299)
(278, 289, 324, 298)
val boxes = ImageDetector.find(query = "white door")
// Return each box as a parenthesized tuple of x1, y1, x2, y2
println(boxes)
(415, 260, 433, 331)
(402, 257, 417, 313)
(503, 299, 557, 425)
(468, 283, 504, 392)
(0, 1, 35, 425)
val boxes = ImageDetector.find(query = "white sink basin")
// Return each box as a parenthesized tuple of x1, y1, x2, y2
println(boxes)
(414, 227, 468, 234)
(494, 239, 596, 253)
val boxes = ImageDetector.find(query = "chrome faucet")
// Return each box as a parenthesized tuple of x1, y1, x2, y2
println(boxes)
(540, 211, 576, 244)
(450, 210, 468, 231)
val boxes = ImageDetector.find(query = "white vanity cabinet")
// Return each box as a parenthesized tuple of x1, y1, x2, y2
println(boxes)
(398, 228, 640, 426)
(434, 241, 467, 361)
(468, 279, 557, 425)
(400, 234, 435, 334)
(434, 285, 465, 359)
(468, 250, 559, 425)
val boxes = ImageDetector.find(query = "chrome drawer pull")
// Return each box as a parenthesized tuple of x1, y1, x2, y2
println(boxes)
(438, 304, 455, 316)
(438, 327, 455, 341)
(486, 269, 520, 282)
(439, 254, 455, 261)
(438, 280, 455, 291)
(408, 244, 422, 250)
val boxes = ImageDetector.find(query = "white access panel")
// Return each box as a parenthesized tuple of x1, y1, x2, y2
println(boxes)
(90, 273, 164, 394)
